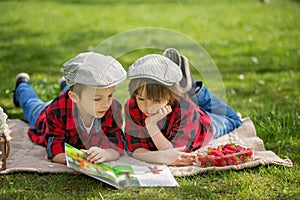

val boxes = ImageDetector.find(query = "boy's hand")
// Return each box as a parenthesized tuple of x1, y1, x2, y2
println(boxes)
(168, 153, 196, 166)
(145, 105, 172, 126)
(81, 147, 108, 164)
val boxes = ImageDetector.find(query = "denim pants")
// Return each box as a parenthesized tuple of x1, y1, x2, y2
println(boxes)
(15, 83, 69, 128)
(190, 82, 242, 139)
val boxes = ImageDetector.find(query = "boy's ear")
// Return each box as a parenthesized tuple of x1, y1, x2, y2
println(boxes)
(68, 90, 79, 103)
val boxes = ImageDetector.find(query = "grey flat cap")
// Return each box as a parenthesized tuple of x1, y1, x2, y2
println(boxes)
(128, 54, 182, 86)
(63, 52, 126, 88)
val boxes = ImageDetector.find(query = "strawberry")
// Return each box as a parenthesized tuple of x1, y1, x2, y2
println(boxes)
(222, 149, 234, 155)
(246, 148, 253, 157)
(214, 156, 223, 163)
(226, 157, 234, 165)
(230, 155, 237, 162)
(209, 149, 224, 157)
(234, 161, 240, 165)
(239, 154, 246, 161)
(197, 154, 208, 166)
(226, 155, 238, 165)
(219, 160, 227, 167)
(235, 145, 245, 153)
(208, 156, 218, 166)
(224, 143, 236, 152)
(197, 144, 253, 168)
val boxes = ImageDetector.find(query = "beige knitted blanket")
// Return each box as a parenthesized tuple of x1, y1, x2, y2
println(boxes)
(0, 117, 292, 176)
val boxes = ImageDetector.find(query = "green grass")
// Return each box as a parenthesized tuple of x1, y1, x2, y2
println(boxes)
(0, 0, 299, 199)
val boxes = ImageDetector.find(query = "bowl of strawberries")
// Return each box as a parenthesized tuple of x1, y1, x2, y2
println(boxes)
(194, 143, 253, 167)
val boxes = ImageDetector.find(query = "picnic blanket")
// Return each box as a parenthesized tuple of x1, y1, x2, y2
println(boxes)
(0, 117, 292, 176)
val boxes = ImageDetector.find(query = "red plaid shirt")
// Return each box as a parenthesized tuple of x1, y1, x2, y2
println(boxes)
(124, 97, 213, 153)
(27, 91, 124, 159)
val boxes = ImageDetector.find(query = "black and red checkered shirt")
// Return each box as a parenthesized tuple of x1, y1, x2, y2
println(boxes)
(27, 91, 124, 159)
(124, 97, 214, 153)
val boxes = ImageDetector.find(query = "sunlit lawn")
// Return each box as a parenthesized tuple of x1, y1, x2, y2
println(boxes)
(0, 0, 299, 199)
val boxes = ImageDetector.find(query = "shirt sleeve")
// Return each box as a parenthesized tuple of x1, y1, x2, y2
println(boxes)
(124, 99, 152, 153)
(100, 100, 125, 154)
(44, 110, 67, 159)
(169, 103, 213, 152)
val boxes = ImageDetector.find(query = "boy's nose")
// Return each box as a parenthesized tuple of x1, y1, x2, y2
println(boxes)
(145, 100, 154, 109)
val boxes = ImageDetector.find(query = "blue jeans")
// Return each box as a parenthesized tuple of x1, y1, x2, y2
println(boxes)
(190, 82, 242, 139)
(15, 83, 69, 128)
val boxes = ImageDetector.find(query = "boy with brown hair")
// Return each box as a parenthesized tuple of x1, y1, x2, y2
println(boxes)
(13, 52, 127, 164)
(124, 52, 242, 166)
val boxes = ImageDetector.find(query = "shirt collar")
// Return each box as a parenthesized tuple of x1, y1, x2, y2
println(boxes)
(66, 98, 113, 130)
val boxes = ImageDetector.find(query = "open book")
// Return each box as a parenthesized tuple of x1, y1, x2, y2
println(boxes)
(65, 143, 179, 189)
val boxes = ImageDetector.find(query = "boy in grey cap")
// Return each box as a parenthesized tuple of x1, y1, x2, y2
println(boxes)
(13, 52, 127, 164)
(124, 52, 241, 166)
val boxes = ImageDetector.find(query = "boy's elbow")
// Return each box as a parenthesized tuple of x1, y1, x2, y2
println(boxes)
(51, 153, 67, 164)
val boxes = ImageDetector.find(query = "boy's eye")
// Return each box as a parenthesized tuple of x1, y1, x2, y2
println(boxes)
(94, 94, 113, 101)
(137, 97, 145, 101)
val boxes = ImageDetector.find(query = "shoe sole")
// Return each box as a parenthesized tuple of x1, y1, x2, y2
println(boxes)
(13, 73, 30, 107)
(163, 48, 192, 93)
(16, 73, 30, 81)
(163, 48, 182, 67)
(180, 55, 192, 94)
